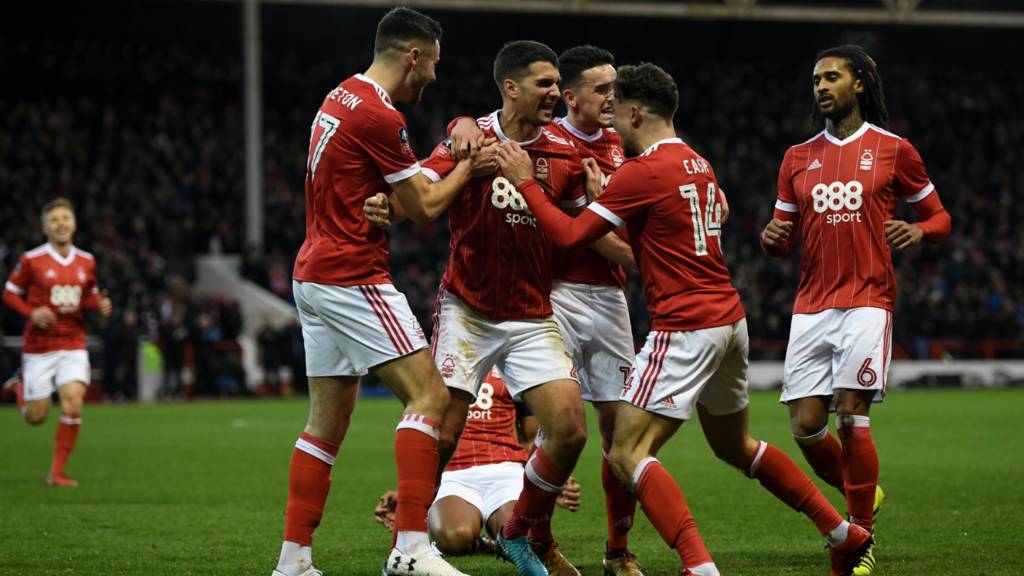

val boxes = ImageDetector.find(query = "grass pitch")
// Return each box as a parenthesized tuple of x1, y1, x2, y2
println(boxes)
(1, 389, 1022, 576)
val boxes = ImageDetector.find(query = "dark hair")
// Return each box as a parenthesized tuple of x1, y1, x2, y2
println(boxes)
(493, 40, 559, 91)
(374, 7, 442, 56)
(812, 44, 888, 127)
(614, 63, 678, 119)
(558, 45, 615, 91)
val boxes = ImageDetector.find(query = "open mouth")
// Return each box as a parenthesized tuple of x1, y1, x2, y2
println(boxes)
(818, 95, 834, 107)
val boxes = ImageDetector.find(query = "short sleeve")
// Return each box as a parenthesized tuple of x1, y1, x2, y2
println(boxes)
(894, 139, 935, 203)
(5, 255, 31, 295)
(360, 111, 421, 184)
(421, 139, 459, 183)
(775, 148, 799, 213)
(586, 162, 656, 228)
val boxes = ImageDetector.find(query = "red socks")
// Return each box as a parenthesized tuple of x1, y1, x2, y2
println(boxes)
(748, 441, 844, 536)
(394, 414, 441, 534)
(838, 416, 878, 532)
(602, 444, 637, 551)
(795, 427, 846, 493)
(50, 412, 81, 477)
(504, 447, 567, 541)
(284, 432, 339, 545)
(632, 457, 713, 568)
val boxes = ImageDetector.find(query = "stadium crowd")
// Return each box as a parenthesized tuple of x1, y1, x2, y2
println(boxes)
(2, 4, 1021, 398)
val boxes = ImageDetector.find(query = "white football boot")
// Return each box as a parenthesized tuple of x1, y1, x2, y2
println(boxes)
(382, 543, 470, 576)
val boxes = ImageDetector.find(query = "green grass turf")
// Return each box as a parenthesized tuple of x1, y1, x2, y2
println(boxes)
(1, 389, 1022, 575)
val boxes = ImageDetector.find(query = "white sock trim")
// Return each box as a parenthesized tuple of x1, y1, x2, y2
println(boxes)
(793, 425, 829, 446)
(295, 438, 336, 466)
(396, 414, 440, 440)
(395, 530, 430, 554)
(59, 415, 82, 425)
(630, 456, 658, 492)
(837, 414, 870, 429)
(525, 454, 563, 494)
(826, 520, 850, 547)
(747, 441, 768, 478)
(689, 562, 720, 576)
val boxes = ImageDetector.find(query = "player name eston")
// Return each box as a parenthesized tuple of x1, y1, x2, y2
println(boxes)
(325, 85, 364, 110)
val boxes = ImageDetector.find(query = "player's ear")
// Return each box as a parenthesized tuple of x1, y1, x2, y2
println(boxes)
(853, 76, 864, 94)
(407, 46, 421, 68)
(630, 103, 643, 128)
(503, 78, 518, 101)
(561, 88, 576, 110)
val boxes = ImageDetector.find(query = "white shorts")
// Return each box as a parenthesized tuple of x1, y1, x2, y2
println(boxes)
(431, 289, 576, 401)
(22, 349, 91, 402)
(293, 281, 428, 377)
(551, 282, 635, 402)
(433, 461, 524, 522)
(622, 319, 750, 421)
(780, 307, 892, 405)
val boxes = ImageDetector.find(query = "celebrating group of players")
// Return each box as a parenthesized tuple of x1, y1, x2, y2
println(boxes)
(2, 4, 950, 576)
(271, 6, 951, 576)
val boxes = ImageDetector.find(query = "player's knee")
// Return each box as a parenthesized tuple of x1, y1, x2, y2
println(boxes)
(25, 405, 48, 426)
(789, 411, 828, 438)
(411, 381, 450, 421)
(433, 525, 477, 556)
(710, 436, 759, 471)
(608, 446, 638, 488)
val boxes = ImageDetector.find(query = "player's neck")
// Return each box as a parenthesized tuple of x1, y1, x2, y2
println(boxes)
(635, 123, 678, 154)
(48, 240, 72, 257)
(826, 109, 865, 141)
(361, 63, 404, 103)
(498, 108, 542, 143)
(564, 113, 601, 138)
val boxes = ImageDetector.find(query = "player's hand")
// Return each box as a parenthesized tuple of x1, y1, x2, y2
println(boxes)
(363, 193, 392, 228)
(495, 141, 534, 187)
(761, 218, 794, 247)
(884, 219, 924, 250)
(718, 187, 731, 225)
(30, 307, 56, 330)
(470, 142, 500, 177)
(582, 157, 604, 202)
(451, 117, 486, 160)
(98, 291, 113, 319)
(373, 489, 398, 533)
(555, 475, 581, 512)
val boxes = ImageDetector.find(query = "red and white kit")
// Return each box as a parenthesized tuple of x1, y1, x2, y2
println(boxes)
(424, 111, 586, 399)
(435, 370, 528, 520)
(547, 118, 634, 402)
(769, 123, 948, 402)
(292, 74, 427, 375)
(5, 244, 98, 401)
(518, 138, 748, 421)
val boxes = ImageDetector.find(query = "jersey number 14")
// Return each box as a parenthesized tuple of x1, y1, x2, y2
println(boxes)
(679, 183, 722, 256)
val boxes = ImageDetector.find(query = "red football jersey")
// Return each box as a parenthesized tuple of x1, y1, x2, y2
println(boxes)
(292, 74, 421, 286)
(549, 117, 627, 289)
(589, 138, 745, 332)
(423, 111, 587, 320)
(5, 244, 98, 354)
(775, 123, 939, 314)
(445, 370, 528, 472)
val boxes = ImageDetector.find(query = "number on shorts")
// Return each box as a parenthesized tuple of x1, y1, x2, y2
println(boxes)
(857, 357, 877, 387)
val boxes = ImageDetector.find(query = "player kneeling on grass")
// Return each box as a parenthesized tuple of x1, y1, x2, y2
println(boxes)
(3, 197, 113, 487)
(498, 62, 873, 576)
(374, 369, 582, 573)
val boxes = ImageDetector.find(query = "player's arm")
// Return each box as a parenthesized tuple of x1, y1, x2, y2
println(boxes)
(591, 233, 637, 271)
(761, 150, 800, 257)
(886, 139, 952, 250)
(4, 258, 55, 329)
(389, 162, 473, 224)
(497, 142, 615, 247)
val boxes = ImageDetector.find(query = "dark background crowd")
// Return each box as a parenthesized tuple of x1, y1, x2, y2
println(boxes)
(2, 1, 1021, 397)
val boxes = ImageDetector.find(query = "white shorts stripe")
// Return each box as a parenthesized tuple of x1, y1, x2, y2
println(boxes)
(295, 438, 337, 465)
